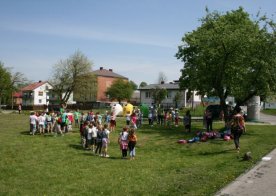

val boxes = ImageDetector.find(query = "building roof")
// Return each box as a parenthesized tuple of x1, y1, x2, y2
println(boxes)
(13, 92, 22, 98)
(139, 82, 180, 90)
(92, 67, 128, 80)
(20, 81, 48, 91)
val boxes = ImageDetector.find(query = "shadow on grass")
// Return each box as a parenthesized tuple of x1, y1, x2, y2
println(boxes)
(20, 131, 30, 135)
(198, 149, 236, 156)
(69, 144, 84, 151)
(82, 152, 123, 160)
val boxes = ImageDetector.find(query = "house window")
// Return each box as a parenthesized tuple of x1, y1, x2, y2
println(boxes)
(38, 91, 43, 96)
(39, 99, 42, 103)
(45, 85, 49, 90)
(146, 91, 151, 99)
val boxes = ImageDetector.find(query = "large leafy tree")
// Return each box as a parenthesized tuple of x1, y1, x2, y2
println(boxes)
(0, 62, 12, 105)
(50, 51, 93, 104)
(105, 79, 134, 103)
(176, 7, 276, 112)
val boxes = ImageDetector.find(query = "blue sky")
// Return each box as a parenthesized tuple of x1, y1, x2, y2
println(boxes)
(0, 0, 275, 85)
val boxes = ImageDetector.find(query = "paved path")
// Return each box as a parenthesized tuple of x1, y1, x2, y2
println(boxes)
(216, 113, 276, 196)
(259, 112, 276, 125)
(215, 149, 276, 196)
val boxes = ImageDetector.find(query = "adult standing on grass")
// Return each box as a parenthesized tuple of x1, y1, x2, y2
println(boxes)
(205, 109, 213, 132)
(231, 107, 246, 153)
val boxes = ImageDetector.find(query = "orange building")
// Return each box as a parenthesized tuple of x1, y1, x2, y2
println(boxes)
(92, 67, 128, 102)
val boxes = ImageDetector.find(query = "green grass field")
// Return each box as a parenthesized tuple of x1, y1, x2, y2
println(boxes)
(0, 113, 275, 195)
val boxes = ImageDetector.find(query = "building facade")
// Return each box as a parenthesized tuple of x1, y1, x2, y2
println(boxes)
(20, 81, 53, 106)
(139, 82, 201, 108)
(91, 67, 128, 102)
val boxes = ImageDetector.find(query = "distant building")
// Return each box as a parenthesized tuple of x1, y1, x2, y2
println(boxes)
(139, 81, 201, 108)
(91, 67, 128, 102)
(20, 81, 53, 106)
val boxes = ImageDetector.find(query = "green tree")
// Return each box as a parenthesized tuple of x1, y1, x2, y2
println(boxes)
(173, 91, 182, 108)
(105, 79, 134, 104)
(73, 73, 97, 102)
(129, 80, 138, 90)
(139, 81, 147, 88)
(176, 7, 276, 112)
(0, 62, 12, 105)
(152, 87, 167, 106)
(50, 50, 93, 104)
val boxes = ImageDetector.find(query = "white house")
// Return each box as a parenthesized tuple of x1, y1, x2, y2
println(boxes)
(21, 81, 53, 106)
(139, 82, 201, 108)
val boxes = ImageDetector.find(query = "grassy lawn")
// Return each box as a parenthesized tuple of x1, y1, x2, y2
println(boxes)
(262, 109, 276, 116)
(0, 113, 276, 195)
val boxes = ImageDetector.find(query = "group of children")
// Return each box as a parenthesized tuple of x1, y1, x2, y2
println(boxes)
(79, 110, 138, 159)
(148, 107, 184, 128)
(29, 110, 71, 136)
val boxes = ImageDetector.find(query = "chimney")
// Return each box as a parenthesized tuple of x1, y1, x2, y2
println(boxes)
(100, 67, 103, 70)
(38, 80, 42, 83)
(161, 81, 165, 84)
(109, 69, 113, 72)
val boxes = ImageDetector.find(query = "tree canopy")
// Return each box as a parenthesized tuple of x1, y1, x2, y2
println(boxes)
(176, 7, 276, 110)
(105, 79, 134, 103)
(139, 81, 148, 88)
(152, 87, 167, 106)
(50, 51, 93, 104)
(0, 62, 12, 105)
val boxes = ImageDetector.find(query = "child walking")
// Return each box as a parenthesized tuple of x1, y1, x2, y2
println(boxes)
(118, 127, 129, 159)
(128, 128, 137, 160)
(101, 124, 110, 157)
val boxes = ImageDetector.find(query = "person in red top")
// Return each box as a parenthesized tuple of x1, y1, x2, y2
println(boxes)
(231, 106, 246, 153)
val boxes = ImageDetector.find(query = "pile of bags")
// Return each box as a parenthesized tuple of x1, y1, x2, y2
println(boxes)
(177, 130, 232, 144)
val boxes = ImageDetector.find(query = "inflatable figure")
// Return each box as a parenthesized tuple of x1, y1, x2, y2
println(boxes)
(111, 103, 123, 116)
(139, 104, 149, 117)
(123, 103, 134, 116)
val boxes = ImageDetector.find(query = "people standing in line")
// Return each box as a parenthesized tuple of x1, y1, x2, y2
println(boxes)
(205, 110, 213, 132)
(45, 112, 53, 133)
(231, 107, 246, 153)
(29, 112, 38, 135)
(183, 110, 191, 132)
(118, 127, 129, 159)
(91, 122, 98, 152)
(38, 112, 46, 134)
(53, 112, 64, 137)
(128, 128, 137, 160)
(101, 124, 110, 157)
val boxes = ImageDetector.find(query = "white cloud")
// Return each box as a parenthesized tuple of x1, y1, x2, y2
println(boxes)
(1, 21, 177, 49)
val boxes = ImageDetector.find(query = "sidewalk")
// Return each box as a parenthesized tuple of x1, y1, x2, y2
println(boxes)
(215, 148, 276, 196)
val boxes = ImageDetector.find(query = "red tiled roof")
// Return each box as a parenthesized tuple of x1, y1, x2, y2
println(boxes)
(13, 92, 22, 98)
(21, 81, 47, 91)
(92, 68, 128, 79)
